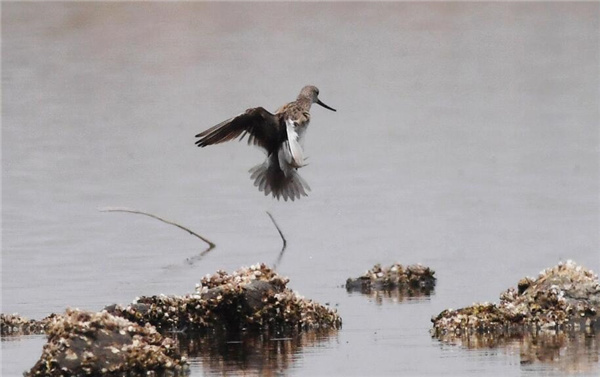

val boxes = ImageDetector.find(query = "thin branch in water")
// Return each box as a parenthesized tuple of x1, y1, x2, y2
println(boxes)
(98, 207, 216, 250)
(267, 211, 287, 269)
(266, 211, 287, 250)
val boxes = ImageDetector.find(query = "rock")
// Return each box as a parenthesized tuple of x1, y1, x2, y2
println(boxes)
(26, 309, 188, 376)
(1, 313, 52, 336)
(345, 263, 436, 297)
(107, 263, 342, 333)
(432, 260, 600, 336)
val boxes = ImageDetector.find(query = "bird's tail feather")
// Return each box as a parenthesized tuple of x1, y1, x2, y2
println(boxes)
(249, 159, 310, 201)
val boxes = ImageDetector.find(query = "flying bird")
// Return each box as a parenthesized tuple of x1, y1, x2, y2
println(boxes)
(195, 85, 336, 201)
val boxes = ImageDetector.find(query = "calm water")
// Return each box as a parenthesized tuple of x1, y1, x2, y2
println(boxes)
(2, 2, 599, 376)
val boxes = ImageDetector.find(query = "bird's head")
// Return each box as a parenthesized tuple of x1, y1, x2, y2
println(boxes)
(299, 85, 336, 112)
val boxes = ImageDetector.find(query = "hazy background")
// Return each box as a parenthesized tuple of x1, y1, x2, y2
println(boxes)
(2, 2, 599, 376)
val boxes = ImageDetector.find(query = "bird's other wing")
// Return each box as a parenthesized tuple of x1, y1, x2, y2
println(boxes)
(195, 107, 279, 151)
(283, 118, 306, 168)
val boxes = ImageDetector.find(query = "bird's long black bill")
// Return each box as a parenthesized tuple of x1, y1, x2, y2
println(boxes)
(316, 99, 336, 112)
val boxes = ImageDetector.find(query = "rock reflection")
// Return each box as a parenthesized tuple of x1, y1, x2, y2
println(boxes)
(175, 329, 338, 376)
(346, 285, 435, 305)
(436, 330, 599, 374)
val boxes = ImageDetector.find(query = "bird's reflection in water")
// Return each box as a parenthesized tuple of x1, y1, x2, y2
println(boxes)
(175, 328, 338, 376)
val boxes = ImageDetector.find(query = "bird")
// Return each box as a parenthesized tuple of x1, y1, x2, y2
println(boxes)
(195, 85, 336, 201)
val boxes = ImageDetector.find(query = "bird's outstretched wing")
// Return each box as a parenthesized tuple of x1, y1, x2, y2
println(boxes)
(195, 107, 280, 151)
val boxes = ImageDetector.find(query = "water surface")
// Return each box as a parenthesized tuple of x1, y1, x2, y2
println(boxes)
(2, 2, 599, 376)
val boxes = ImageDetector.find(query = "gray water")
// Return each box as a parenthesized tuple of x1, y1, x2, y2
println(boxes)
(2, 2, 599, 376)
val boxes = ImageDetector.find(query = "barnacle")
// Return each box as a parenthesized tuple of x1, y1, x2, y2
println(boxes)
(346, 263, 436, 302)
(432, 261, 600, 337)
(26, 309, 187, 376)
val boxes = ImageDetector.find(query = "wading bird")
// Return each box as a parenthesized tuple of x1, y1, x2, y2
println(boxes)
(195, 86, 336, 201)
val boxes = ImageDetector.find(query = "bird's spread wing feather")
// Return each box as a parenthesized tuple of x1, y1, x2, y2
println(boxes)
(195, 107, 279, 151)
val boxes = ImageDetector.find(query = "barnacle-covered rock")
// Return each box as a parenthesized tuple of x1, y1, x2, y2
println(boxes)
(432, 260, 600, 336)
(345, 263, 436, 299)
(107, 263, 341, 333)
(0, 313, 52, 336)
(26, 309, 187, 376)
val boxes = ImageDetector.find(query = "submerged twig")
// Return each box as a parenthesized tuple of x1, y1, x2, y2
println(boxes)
(184, 247, 214, 266)
(267, 211, 287, 269)
(98, 207, 216, 250)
